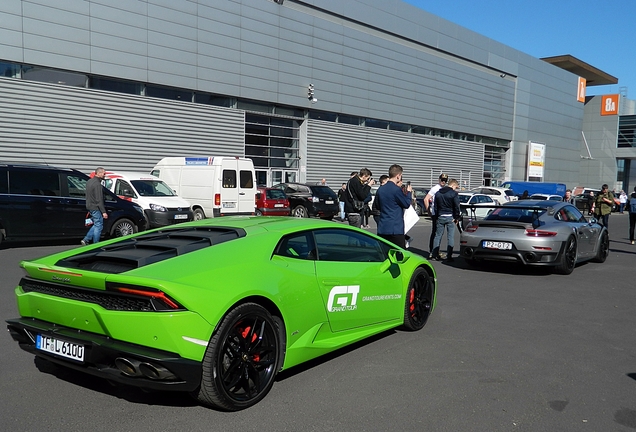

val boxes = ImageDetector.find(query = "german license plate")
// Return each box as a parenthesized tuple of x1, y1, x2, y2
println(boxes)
(174, 214, 188, 219)
(483, 240, 512, 250)
(222, 202, 236, 208)
(325, 200, 334, 204)
(274, 204, 284, 208)
(36, 334, 85, 362)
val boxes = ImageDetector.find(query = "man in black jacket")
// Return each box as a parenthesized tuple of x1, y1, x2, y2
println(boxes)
(344, 168, 373, 228)
(81, 167, 108, 246)
(430, 178, 460, 262)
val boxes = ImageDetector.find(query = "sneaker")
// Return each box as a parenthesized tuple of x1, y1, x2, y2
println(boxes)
(80, 240, 87, 246)
(632, 241, 635, 245)
(405, 240, 410, 249)
(430, 255, 442, 261)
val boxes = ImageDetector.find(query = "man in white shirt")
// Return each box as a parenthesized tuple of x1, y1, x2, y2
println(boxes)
(424, 173, 448, 255)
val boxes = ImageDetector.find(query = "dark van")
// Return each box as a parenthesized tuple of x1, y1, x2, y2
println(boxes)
(0, 164, 147, 245)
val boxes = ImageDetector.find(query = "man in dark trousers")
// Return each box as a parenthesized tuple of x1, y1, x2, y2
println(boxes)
(424, 173, 448, 255)
(344, 168, 374, 228)
(430, 178, 460, 262)
(81, 167, 108, 245)
(376, 164, 412, 248)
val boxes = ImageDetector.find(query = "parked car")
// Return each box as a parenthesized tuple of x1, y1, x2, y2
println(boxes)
(0, 164, 146, 245)
(7, 217, 437, 411)
(469, 187, 517, 205)
(460, 200, 609, 274)
(412, 187, 430, 216)
(529, 193, 563, 201)
(98, 171, 193, 228)
(459, 193, 496, 219)
(271, 183, 338, 219)
(255, 187, 290, 216)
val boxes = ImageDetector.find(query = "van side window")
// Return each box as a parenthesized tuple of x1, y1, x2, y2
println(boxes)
(115, 180, 136, 198)
(10, 170, 60, 196)
(0, 169, 7, 194)
(223, 170, 236, 188)
(240, 170, 253, 188)
(66, 174, 87, 198)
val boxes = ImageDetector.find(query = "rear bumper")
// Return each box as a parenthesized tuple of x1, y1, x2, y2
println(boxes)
(460, 245, 561, 266)
(6, 317, 202, 392)
(258, 207, 290, 216)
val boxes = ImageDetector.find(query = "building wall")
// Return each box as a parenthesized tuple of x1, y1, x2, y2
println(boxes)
(580, 95, 619, 190)
(0, 0, 586, 187)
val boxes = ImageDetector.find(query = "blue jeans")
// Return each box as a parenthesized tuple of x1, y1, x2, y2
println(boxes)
(84, 209, 104, 244)
(432, 215, 456, 255)
(339, 201, 345, 219)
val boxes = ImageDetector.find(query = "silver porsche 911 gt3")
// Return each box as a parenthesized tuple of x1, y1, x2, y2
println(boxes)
(459, 200, 609, 274)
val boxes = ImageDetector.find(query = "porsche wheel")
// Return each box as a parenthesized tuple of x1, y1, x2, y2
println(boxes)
(110, 218, 136, 237)
(555, 236, 577, 275)
(292, 205, 309, 218)
(196, 303, 282, 411)
(403, 268, 434, 331)
(592, 230, 610, 263)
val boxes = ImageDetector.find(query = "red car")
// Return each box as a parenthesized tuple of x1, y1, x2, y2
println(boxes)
(256, 187, 290, 216)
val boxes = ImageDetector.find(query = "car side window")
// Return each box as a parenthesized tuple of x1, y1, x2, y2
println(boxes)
(275, 231, 316, 260)
(66, 174, 87, 198)
(313, 229, 387, 262)
(563, 205, 585, 222)
(115, 180, 137, 198)
(0, 168, 8, 194)
(10, 169, 60, 196)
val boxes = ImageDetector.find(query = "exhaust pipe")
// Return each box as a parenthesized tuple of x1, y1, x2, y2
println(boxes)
(524, 252, 537, 262)
(464, 247, 473, 256)
(139, 362, 176, 380)
(115, 357, 142, 377)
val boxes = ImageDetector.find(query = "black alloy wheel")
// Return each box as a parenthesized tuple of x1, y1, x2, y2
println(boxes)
(592, 230, 610, 263)
(403, 268, 434, 331)
(555, 236, 577, 275)
(196, 303, 282, 411)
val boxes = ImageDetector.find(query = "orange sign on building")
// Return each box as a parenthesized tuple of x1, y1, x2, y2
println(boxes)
(577, 77, 586, 103)
(601, 94, 619, 116)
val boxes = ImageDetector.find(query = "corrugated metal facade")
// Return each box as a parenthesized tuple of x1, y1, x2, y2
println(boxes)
(0, 78, 245, 172)
(306, 121, 484, 189)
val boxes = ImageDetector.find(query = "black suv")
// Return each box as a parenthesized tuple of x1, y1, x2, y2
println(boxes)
(0, 164, 146, 245)
(271, 183, 339, 219)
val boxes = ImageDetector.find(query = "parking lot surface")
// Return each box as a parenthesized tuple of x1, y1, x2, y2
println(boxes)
(2, 215, 636, 431)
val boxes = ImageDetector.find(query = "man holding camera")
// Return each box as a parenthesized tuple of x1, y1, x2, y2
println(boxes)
(344, 168, 373, 228)
(375, 164, 412, 248)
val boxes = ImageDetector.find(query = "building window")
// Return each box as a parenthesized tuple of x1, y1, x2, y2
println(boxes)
(195, 93, 233, 108)
(337, 114, 360, 125)
(389, 122, 410, 132)
(365, 118, 389, 129)
(146, 85, 192, 101)
(22, 66, 87, 87)
(0, 61, 20, 78)
(245, 114, 299, 170)
(90, 77, 142, 95)
(309, 110, 337, 122)
(617, 159, 625, 182)
(618, 115, 636, 148)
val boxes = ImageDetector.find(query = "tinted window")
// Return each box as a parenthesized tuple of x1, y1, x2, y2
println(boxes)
(240, 170, 254, 188)
(223, 170, 236, 188)
(266, 189, 286, 199)
(458, 195, 471, 204)
(275, 231, 315, 260)
(0, 168, 7, 194)
(10, 169, 60, 196)
(486, 207, 546, 223)
(314, 229, 386, 262)
(311, 186, 338, 199)
(66, 174, 87, 198)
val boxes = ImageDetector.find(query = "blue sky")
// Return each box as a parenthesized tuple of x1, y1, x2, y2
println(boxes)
(403, 0, 635, 99)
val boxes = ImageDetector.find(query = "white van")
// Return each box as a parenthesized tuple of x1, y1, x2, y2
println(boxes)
(151, 157, 256, 219)
(100, 171, 193, 228)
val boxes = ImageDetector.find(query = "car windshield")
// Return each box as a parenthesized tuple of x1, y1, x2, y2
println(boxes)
(458, 195, 472, 204)
(131, 180, 176, 196)
(485, 207, 547, 223)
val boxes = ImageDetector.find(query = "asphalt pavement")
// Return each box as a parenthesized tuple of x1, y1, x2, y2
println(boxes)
(2, 214, 636, 431)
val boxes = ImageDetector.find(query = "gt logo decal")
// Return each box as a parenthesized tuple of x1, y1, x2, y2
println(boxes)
(327, 285, 359, 312)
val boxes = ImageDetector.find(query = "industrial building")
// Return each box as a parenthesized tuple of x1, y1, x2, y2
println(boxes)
(0, 0, 632, 191)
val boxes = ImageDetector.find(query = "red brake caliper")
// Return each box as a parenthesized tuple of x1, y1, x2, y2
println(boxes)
(241, 326, 260, 362)
(409, 289, 415, 314)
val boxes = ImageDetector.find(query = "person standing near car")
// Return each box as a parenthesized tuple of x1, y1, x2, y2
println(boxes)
(594, 184, 614, 229)
(563, 189, 574, 204)
(424, 173, 448, 255)
(376, 164, 412, 248)
(430, 178, 461, 262)
(337, 182, 347, 220)
(82, 167, 108, 245)
(619, 190, 628, 213)
(628, 186, 636, 245)
(344, 168, 373, 228)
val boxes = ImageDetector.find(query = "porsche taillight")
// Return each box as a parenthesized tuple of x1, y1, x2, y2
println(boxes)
(525, 229, 558, 237)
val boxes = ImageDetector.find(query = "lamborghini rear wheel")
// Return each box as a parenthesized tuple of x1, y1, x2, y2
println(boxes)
(195, 303, 282, 411)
